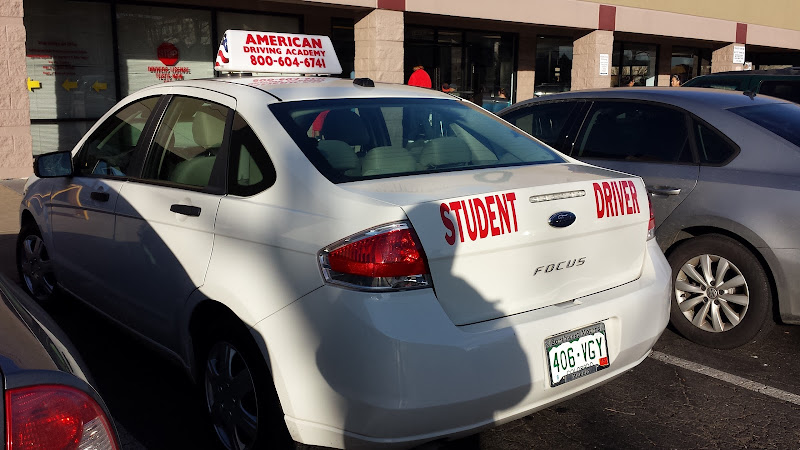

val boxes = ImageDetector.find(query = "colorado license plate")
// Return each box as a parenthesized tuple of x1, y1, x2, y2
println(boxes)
(546, 323, 609, 387)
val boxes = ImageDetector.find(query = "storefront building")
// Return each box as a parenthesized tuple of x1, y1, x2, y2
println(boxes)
(2, 0, 800, 178)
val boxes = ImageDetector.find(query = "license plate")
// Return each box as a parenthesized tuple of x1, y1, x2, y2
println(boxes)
(545, 322, 609, 387)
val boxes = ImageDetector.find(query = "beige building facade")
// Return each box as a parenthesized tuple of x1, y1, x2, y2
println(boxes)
(2, 0, 800, 178)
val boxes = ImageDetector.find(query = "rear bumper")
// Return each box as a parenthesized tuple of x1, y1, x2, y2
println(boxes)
(253, 238, 670, 449)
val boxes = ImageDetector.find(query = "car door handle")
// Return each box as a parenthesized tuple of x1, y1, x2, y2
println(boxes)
(170, 204, 202, 217)
(90, 191, 110, 202)
(647, 186, 682, 196)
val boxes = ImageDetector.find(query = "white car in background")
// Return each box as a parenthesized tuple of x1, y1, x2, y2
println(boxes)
(18, 31, 670, 450)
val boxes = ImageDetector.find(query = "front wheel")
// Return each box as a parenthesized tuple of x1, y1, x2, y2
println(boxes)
(667, 234, 773, 349)
(17, 223, 58, 303)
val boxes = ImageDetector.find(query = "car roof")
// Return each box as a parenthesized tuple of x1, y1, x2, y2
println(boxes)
(138, 76, 458, 102)
(508, 87, 790, 113)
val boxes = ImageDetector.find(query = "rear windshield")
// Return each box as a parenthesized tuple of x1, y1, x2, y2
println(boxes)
(729, 102, 800, 148)
(270, 98, 563, 183)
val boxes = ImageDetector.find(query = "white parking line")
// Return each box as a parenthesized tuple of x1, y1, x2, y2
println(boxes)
(650, 351, 800, 406)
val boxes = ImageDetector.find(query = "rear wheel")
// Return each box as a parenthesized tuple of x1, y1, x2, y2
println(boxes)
(667, 234, 772, 349)
(17, 223, 58, 303)
(198, 322, 298, 450)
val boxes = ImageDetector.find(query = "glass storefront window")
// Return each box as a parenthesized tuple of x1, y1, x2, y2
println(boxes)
(217, 11, 299, 36)
(116, 5, 213, 96)
(331, 18, 355, 79)
(534, 37, 573, 96)
(672, 47, 712, 84)
(405, 27, 515, 112)
(25, 0, 116, 121)
(612, 42, 658, 87)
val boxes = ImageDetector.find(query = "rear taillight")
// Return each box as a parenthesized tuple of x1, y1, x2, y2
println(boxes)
(647, 195, 656, 240)
(6, 384, 119, 450)
(320, 222, 431, 291)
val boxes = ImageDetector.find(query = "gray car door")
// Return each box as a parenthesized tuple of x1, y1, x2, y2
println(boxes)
(569, 100, 699, 229)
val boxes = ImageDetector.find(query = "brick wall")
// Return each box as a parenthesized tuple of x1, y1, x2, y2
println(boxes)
(354, 9, 403, 84)
(0, 0, 31, 179)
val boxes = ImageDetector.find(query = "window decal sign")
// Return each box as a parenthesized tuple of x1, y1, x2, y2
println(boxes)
(214, 30, 342, 75)
(148, 42, 191, 82)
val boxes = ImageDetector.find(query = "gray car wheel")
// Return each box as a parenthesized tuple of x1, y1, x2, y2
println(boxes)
(17, 224, 57, 303)
(667, 234, 772, 349)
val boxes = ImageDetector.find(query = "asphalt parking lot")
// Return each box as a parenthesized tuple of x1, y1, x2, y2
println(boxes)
(2, 179, 799, 449)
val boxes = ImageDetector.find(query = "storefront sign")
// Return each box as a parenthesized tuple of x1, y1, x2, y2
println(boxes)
(733, 45, 746, 65)
(599, 54, 609, 76)
(215, 30, 342, 75)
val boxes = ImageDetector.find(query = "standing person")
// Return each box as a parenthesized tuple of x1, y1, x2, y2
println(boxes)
(671, 74, 681, 87)
(408, 65, 432, 88)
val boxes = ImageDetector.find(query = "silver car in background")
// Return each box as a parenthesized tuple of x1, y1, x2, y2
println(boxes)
(500, 88, 800, 349)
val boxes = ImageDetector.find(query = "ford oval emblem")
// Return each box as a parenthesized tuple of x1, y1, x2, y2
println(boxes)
(548, 211, 576, 228)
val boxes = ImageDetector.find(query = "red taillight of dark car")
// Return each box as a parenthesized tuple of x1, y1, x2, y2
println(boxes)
(5, 384, 119, 450)
(321, 222, 431, 290)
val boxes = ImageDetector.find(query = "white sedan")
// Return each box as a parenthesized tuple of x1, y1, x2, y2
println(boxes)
(18, 31, 670, 450)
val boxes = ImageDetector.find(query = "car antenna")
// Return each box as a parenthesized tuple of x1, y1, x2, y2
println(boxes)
(743, 90, 757, 100)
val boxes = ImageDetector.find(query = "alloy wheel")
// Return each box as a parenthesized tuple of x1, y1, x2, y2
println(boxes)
(675, 253, 750, 333)
(205, 341, 259, 450)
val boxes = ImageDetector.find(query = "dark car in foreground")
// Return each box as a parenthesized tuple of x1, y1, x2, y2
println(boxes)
(682, 67, 800, 103)
(0, 273, 119, 449)
(500, 87, 800, 349)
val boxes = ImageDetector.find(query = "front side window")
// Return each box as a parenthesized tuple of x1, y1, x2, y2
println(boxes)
(142, 96, 230, 188)
(271, 98, 563, 183)
(74, 96, 160, 177)
(501, 101, 577, 149)
(575, 101, 693, 163)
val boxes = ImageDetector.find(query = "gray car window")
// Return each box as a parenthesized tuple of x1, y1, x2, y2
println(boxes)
(575, 101, 693, 163)
(501, 101, 577, 148)
(730, 103, 800, 148)
(693, 120, 736, 165)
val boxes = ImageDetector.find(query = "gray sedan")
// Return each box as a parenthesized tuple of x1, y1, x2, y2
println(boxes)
(499, 87, 800, 349)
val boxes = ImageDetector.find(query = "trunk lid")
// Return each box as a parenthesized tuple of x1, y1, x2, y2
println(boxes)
(340, 163, 650, 325)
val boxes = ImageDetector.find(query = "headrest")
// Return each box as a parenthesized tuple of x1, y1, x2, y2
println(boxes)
(321, 110, 370, 147)
(192, 107, 226, 149)
(419, 137, 470, 168)
(362, 146, 416, 176)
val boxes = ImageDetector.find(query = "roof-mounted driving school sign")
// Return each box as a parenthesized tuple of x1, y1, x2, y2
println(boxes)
(215, 30, 342, 75)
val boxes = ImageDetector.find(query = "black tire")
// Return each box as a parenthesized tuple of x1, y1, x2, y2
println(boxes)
(667, 234, 773, 349)
(16, 222, 59, 303)
(197, 320, 298, 450)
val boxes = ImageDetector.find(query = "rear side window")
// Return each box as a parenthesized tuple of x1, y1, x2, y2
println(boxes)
(501, 101, 577, 149)
(574, 101, 693, 163)
(270, 98, 563, 183)
(228, 113, 276, 196)
(758, 80, 800, 103)
(693, 120, 736, 164)
(730, 103, 800, 148)
(75, 96, 160, 177)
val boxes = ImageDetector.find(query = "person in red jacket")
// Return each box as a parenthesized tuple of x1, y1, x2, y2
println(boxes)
(408, 65, 432, 88)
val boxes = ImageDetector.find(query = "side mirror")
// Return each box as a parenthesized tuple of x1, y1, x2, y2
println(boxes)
(34, 151, 74, 178)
